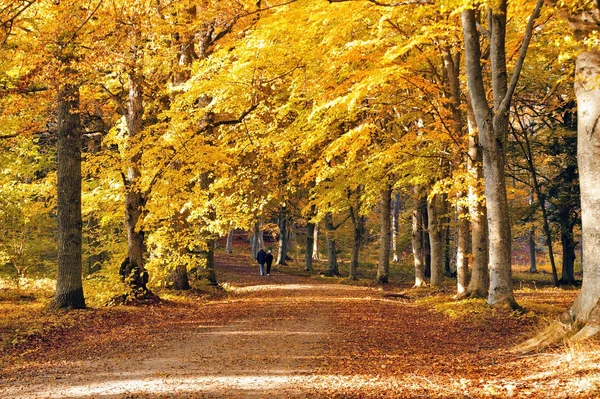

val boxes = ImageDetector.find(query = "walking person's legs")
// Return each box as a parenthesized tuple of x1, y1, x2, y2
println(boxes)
(259, 263, 265, 276)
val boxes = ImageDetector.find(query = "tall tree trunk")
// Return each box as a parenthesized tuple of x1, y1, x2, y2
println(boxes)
(277, 205, 289, 265)
(412, 189, 426, 288)
(456, 192, 469, 297)
(392, 193, 401, 262)
(377, 186, 392, 284)
(324, 213, 339, 277)
(226, 229, 234, 253)
(313, 223, 320, 260)
(462, 3, 537, 308)
(428, 193, 444, 287)
(466, 122, 489, 298)
(51, 84, 85, 310)
(567, 50, 600, 324)
(121, 70, 149, 294)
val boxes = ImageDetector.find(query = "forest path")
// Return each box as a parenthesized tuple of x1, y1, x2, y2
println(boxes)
(1, 253, 383, 398)
(0, 251, 577, 398)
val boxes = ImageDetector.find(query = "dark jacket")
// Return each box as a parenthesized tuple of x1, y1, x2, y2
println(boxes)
(256, 249, 266, 264)
(265, 252, 274, 266)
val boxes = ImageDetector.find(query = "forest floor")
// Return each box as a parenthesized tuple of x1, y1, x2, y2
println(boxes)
(1, 251, 599, 398)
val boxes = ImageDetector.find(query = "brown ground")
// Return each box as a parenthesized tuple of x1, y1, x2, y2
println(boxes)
(1, 251, 598, 398)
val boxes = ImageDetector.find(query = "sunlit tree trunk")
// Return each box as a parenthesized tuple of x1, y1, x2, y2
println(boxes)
(428, 193, 444, 287)
(251, 220, 263, 259)
(461, 1, 544, 307)
(377, 186, 392, 284)
(122, 68, 149, 294)
(313, 223, 320, 260)
(392, 193, 401, 262)
(305, 221, 315, 271)
(277, 205, 290, 265)
(567, 50, 600, 326)
(412, 189, 426, 288)
(456, 192, 469, 297)
(51, 83, 85, 310)
(466, 126, 489, 298)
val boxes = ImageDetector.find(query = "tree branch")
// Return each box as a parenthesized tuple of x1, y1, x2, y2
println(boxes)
(498, 0, 544, 114)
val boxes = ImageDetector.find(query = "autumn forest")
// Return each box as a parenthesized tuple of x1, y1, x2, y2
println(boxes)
(1, 0, 600, 397)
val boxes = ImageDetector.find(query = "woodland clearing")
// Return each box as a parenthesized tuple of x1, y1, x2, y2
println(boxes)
(0, 250, 596, 398)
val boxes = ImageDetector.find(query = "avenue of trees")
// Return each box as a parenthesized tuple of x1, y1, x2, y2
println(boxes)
(1, 0, 599, 343)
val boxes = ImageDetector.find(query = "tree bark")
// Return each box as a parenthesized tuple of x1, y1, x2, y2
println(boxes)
(169, 264, 190, 290)
(51, 84, 85, 310)
(428, 193, 444, 287)
(412, 189, 426, 288)
(567, 50, 600, 323)
(529, 227, 537, 273)
(462, 7, 518, 308)
(377, 186, 392, 284)
(349, 205, 365, 281)
(276, 205, 289, 265)
(324, 213, 339, 277)
(392, 193, 401, 262)
(456, 192, 469, 297)
(205, 238, 217, 286)
(251, 220, 263, 259)
(313, 223, 320, 260)
(121, 70, 149, 293)
(560, 227, 576, 285)
(305, 222, 315, 272)
(466, 120, 489, 298)
(226, 229, 234, 253)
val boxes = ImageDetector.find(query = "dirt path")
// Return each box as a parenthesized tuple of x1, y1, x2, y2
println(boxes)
(1, 252, 595, 398)
(1, 255, 383, 398)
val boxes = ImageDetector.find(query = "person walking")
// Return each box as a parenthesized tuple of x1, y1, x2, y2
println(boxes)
(256, 248, 267, 276)
(265, 250, 274, 276)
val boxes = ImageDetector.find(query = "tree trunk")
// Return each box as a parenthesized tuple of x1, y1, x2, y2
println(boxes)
(456, 192, 469, 297)
(392, 193, 401, 262)
(560, 228, 576, 285)
(121, 70, 149, 294)
(313, 223, 320, 260)
(567, 50, 600, 323)
(169, 264, 190, 290)
(324, 213, 339, 277)
(305, 222, 315, 272)
(251, 220, 263, 259)
(51, 84, 85, 310)
(466, 121, 489, 298)
(462, 6, 520, 308)
(529, 227, 537, 273)
(377, 186, 392, 284)
(276, 205, 289, 265)
(205, 239, 217, 286)
(412, 189, 426, 288)
(428, 193, 444, 287)
(349, 206, 365, 281)
(226, 229, 234, 253)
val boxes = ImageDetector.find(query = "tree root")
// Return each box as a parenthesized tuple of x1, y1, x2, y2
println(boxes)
(512, 320, 573, 354)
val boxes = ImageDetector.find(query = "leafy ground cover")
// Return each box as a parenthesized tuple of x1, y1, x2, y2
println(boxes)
(0, 250, 596, 398)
